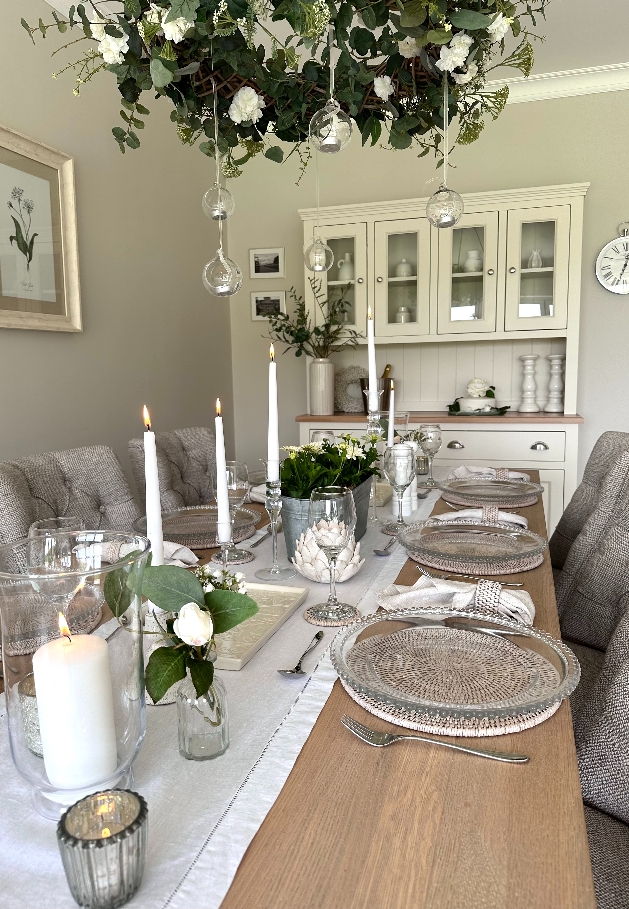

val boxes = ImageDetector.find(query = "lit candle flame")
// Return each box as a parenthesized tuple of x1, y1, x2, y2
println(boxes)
(270, 344, 275, 362)
(142, 405, 151, 431)
(216, 398, 221, 417)
(58, 612, 72, 642)
(101, 828, 111, 838)
(367, 305, 372, 320)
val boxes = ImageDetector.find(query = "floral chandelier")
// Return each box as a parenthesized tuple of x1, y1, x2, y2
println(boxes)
(27, 0, 548, 177)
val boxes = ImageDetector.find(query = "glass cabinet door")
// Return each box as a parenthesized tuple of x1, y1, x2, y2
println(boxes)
(305, 222, 367, 330)
(504, 205, 570, 331)
(373, 218, 431, 336)
(437, 211, 498, 334)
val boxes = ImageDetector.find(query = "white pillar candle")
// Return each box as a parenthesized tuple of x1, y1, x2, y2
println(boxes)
(367, 306, 378, 413)
(387, 381, 395, 447)
(142, 405, 164, 567)
(267, 345, 280, 482)
(32, 617, 117, 790)
(215, 399, 231, 543)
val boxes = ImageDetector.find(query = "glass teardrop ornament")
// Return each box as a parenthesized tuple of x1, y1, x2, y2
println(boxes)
(309, 99, 352, 154)
(304, 237, 334, 273)
(202, 250, 242, 297)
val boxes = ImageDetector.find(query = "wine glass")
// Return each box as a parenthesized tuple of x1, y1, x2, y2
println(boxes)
(382, 445, 416, 535)
(417, 424, 442, 488)
(28, 517, 86, 537)
(304, 487, 358, 626)
(311, 430, 336, 445)
(212, 460, 252, 564)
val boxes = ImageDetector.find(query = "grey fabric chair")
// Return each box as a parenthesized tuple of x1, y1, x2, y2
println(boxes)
(584, 805, 629, 909)
(556, 450, 629, 650)
(128, 427, 216, 513)
(0, 446, 141, 544)
(550, 431, 629, 571)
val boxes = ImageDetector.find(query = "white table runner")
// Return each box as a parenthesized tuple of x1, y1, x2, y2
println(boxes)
(0, 493, 438, 909)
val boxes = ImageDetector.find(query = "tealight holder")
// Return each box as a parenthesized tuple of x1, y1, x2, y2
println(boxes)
(0, 532, 150, 819)
(255, 461, 296, 581)
(57, 789, 148, 909)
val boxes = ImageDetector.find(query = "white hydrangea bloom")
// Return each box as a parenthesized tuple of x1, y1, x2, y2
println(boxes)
(228, 86, 266, 124)
(436, 32, 473, 73)
(90, 24, 130, 64)
(146, 3, 163, 24)
(466, 377, 491, 398)
(487, 12, 513, 43)
(374, 75, 394, 101)
(453, 62, 479, 85)
(161, 11, 192, 43)
(398, 37, 421, 59)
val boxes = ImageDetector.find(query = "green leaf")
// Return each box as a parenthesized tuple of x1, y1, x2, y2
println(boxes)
(9, 217, 28, 257)
(164, 0, 199, 24)
(425, 28, 451, 44)
(351, 26, 376, 57)
(124, 0, 141, 17)
(400, 7, 426, 28)
(104, 567, 133, 617)
(136, 102, 150, 115)
(150, 57, 174, 89)
(141, 565, 205, 612)
(112, 126, 126, 140)
(361, 7, 377, 29)
(187, 657, 214, 698)
(448, 10, 491, 30)
(389, 128, 412, 149)
(265, 145, 284, 163)
(145, 646, 186, 703)
(206, 589, 259, 634)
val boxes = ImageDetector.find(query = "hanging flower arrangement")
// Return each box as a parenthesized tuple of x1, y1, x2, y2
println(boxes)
(24, 0, 548, 175)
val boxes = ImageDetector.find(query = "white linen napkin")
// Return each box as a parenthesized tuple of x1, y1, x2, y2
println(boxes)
(447, 465, 530, 482)
(376, 574, 535, 625)
(249, 483, 266, 503)
(102, 539, 199, 567)
(430, 508, 528, 528)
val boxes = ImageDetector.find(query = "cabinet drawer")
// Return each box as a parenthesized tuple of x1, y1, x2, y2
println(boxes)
(433, 430, 565, 462)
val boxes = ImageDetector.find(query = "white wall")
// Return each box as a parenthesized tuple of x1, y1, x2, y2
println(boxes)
(227, 88, 629, 475)
(0, 0, 235, 491)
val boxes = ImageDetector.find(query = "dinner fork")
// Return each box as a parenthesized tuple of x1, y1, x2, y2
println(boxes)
(417, 564, 524, 588)
(341, 715, 529, 763)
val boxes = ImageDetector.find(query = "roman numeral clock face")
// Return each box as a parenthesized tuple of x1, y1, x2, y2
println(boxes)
(596, 235, 629, 294)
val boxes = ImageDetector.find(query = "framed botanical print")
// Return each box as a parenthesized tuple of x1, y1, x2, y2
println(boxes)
(0, 125, 81, 331)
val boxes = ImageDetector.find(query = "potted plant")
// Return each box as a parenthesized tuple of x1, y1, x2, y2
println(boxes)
(267, 278, 363, 415)
(280, 435, 379, 560)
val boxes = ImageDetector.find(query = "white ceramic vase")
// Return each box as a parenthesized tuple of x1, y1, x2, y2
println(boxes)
(463, 250, 483, 272)
(395, 258, 413, 277)
(337, 253, 354, 281)
(310, 358, 335, 415)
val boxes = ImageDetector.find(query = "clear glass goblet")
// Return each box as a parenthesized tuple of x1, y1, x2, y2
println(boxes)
(28, 517, 86, 537)
(304, 487, 358, 626)
(222, 461, 252, 564)
(382, 445, 416, 535)
(417, 424, 442, 488)
(311, 430, 336, 445)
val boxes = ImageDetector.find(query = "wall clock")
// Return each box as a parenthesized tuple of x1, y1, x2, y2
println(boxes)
(596, 223, 629, 294)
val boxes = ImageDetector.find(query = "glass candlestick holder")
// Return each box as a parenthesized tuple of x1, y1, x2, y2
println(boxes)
(0, 532, 150, 819)
(363, 388, 384, 526)
(255, 463, 296, 581)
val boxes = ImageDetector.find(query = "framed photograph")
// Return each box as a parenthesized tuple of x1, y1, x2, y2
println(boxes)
(251, 291, 286, 321)
(0, 125, 81, 332)
(249, 247, 285, 279)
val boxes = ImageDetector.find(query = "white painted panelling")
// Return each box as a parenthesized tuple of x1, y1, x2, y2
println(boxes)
(331, 337, 567, 411)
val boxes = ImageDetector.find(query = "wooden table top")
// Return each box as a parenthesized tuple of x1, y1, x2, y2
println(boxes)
(220, 476, 596, 909)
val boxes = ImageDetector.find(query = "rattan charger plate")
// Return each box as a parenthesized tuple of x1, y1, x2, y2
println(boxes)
(134, 505, 258, 550)
(331, 608, 580, 737)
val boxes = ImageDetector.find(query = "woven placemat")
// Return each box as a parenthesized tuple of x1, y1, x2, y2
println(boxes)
(340, 624, 562, 736)
(442, 491, 538, 509)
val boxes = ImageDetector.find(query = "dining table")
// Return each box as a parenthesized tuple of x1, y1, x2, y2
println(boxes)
(0, 471, 596, 909)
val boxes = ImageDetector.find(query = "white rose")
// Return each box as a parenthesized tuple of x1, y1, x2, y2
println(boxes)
(90, 23, 106, 40)
(374, 75, 394, 102)
(466, 377, 490, 398)
(436, 32, 473, 73)
(228, 86, 266, 124)
(487, 12, 513, 43)
(398, 37, 421, 59)
(161, 12, 192, 43)
(173, 602, 213, 647)
(453, 62, 478, 85)
(99, 34, 130, 64)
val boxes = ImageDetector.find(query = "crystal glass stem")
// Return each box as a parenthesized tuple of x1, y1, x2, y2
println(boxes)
(220, 541, 233, 568)
(397, 487, 405, 526)
(427, 454, 436, 486)
(327, 554, 338, 608)
(370, 474, 379, 524)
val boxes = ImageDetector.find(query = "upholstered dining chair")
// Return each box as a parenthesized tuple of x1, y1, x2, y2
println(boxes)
(128, 427, 216, 512)
(550, 431, 629, 571)
(0, 446, 141, 545)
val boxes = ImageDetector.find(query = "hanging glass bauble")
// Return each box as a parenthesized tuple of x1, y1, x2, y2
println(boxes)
(309, 100, 352, 154)
(202, 184, 235, 221)
(304, 237, 334, 272)
(202, 251, 242, 296)
(426, 184, 464, 229)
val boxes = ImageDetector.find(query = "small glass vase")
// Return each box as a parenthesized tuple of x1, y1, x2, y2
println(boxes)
(176, 673, 229, 762)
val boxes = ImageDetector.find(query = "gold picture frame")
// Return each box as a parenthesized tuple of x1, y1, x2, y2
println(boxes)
(0, 125, 81, 332)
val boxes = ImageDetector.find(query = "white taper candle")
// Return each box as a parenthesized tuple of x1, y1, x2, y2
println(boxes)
(267, 345, 280, 482)
(387, 380, 395, 447)
(367, 306, 378, 413)
(215, 399, 231, 543)
(143, 405, 164, 566)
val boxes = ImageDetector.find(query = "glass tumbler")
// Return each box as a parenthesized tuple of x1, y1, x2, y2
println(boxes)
(0, 531, 150, 819)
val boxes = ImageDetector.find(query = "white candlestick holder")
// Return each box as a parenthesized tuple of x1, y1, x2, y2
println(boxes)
(518, 354, 539, 413)
(544, 355, 565, 413)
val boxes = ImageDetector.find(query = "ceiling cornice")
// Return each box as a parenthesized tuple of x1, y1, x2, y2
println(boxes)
(490, 62, 629, 104)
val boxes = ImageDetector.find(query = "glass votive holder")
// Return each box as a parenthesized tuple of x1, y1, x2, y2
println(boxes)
(57, 790, 148, 909)
(416, 455, 429, 475)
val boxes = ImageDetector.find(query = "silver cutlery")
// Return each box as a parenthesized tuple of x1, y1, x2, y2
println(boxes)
(417, 564, 524, 588)
(445, 501, 521, 515)
(341, 715, 529, 763)
(373, 538, 396, 557)
(249, 520, 283, 548)
(277, 631, 323, 676)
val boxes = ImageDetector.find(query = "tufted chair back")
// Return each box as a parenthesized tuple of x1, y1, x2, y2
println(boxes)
(128, 427, 216, 513)
(550, 431, 629, 571)
(0, 446, 141, 545)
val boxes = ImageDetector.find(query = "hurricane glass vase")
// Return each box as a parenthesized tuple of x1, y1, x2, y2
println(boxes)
(0, 531, 150, 819)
